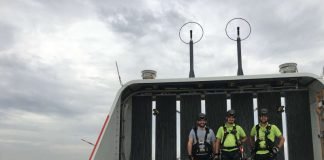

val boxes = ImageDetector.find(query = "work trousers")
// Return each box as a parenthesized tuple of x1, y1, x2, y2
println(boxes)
(193, 157, 212, 160)
(254, 153, 276, 160)
(221, 150, 241, 160)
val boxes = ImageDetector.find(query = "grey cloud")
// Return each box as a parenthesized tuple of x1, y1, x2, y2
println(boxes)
(0, 109, 102, 160)
(1, 138, 90, 160)
(1, 0, 95, 35)
(1, 1, 324, 160)
(93, 0, 187, 40)
(183, 0, 324, 71)
(301, 59, 324, 74)
(256, 7, 323, 53)
(227, 1, 324, 58)
(0, 23, 16, 50)
(102, 9, 158, 37)
(192, 0, 324, 57)
(101, 9, 187, 40)
(0, 54, 70, 115)
(93, 0, 147, 13)
(29, 0, 92, 19)
(92, 6, 190, 79)
(0, 53, 111, 117)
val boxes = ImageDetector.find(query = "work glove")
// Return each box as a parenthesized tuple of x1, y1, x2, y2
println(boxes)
(272, 146, 279, 154)
(213, 153, 220, 160)
(237, 140, 242, 146)
(249, 145, 255, 153)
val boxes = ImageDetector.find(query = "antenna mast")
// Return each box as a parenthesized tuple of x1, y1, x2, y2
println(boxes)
(236, 27, 244, 75)
(226, 18, 251, 76)
(179, 22, 204, 78)
(189, 30, 195, 78)
(321, 66, 324, 79)
(115, 61, 123, 86)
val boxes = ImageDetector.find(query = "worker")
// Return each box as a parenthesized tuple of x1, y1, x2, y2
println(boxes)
(250, 108, 285, 160)
(187, 113, 216, 160)
(214, 110, 247, 160)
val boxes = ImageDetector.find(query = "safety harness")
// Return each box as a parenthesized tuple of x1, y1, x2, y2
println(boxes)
(254, 124, 275, 152)
(221, 124, 240, 150)
(192, 127, 213, 159)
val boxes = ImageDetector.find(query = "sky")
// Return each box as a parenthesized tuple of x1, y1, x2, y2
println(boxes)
(0, 0, 324, 159)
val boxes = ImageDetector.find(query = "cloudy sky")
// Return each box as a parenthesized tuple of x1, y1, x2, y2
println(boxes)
(0, 0, 324, 159)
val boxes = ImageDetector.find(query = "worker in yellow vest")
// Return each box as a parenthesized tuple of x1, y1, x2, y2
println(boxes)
(250, 108, 285, 160)
(214, 110, 247, 160)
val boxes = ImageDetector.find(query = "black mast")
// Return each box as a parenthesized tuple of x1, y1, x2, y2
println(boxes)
(237, 27, 244, 76)
(189, 30, 195, 78)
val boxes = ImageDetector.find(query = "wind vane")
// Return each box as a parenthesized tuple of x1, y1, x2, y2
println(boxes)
(225, 18, 251, 76)
(179, 22, 204, 78)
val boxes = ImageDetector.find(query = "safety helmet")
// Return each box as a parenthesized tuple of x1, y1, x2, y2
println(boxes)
(226, 109, 236, 117)
(259, 108, 269, 116)
(197, 113, 207, 120)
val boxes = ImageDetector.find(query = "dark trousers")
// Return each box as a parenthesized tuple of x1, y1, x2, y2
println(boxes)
(193, 154, 212, 160)
(193, 158, 211, 160)
(221, 150, 241, 160)
(254, 153, 275, 160)
(193, 157, 212, 160)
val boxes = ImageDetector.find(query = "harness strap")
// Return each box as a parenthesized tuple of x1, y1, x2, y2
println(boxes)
(193, 127, 209, 143)
(232, 126, 239, 146)
(221, 124, 239, 149)
(194, 127, 199, 143)
(256, 125, 260, 140)
(222, 146, 239, 150)
(192, 127, 212, 158)
(255, 124, 274, 152)
(221, 124, 228, 145)
(204, 127, 209, 142)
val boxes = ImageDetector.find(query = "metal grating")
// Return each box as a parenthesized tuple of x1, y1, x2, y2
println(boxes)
(231, 93, 254, 157)
(285, 91, 314, 160)
(257, 92, 285, 160)
(205, 93, 227, 131)
(231, 93, 254, 133)
(155, 95, 177, 160)
(180, 94, 201, 159)
(130, 96, 152, 160)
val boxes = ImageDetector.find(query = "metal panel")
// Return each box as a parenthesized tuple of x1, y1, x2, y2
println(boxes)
(257, 92, 285, 160)
(205, 93, 227, 131)
(93, 99, 121, 160)
(257, 92, 283, 129)
(156, 95, 177, 160)
(231, 93, 254, 133)
(130, 96, 152, 160)
(231, 93, 254, 157)
(180, 94, 202, 159)
(285, 91, 314, 160)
